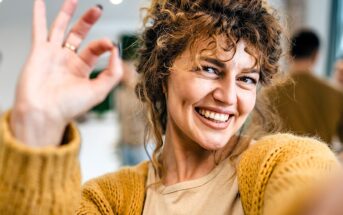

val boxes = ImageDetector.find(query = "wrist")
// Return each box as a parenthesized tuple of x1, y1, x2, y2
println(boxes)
(10, 104, 67, 147)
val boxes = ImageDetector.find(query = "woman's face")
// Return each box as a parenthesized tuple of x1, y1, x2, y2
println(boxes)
(165, 38, 259, 150)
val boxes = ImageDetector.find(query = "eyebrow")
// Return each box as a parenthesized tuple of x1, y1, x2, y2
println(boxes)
(200, 57, 260, 73)
(200, 57, 226, 68)
(241, 69, 260, 74)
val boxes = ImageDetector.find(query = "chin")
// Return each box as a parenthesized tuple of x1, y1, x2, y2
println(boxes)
(197, 136, 231, 151)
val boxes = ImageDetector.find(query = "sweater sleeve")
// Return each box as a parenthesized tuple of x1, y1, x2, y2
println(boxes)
(76, 162, 148, 215)
(0, 111, 81, 214)
(237, 133, 341, 215)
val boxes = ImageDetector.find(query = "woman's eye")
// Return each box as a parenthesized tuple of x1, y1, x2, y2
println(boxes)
(238, 76, 257, 85)
(201, 66, 219, 75)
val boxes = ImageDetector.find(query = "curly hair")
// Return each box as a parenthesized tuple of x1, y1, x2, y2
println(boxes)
(135, 0, 283, 176)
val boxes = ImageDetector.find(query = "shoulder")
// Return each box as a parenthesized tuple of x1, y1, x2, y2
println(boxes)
(79, 161, 149, 214)
(82, 161, 149, 193)
(243, 133, 335, 158)
(307, 74, 343, 97)
(238, 133, 338, 181)
(237, 133, 340, 215)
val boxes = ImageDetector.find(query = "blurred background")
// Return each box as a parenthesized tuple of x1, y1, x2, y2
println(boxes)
(0, 0, 342, 181)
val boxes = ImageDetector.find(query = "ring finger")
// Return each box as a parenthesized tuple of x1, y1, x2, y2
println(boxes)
(63, 5, 103, 52)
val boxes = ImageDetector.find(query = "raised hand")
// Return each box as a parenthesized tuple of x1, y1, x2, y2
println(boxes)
(10, 0, 123, 147)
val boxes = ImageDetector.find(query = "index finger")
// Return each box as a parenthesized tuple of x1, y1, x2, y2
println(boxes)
(32, 0, 48, 44)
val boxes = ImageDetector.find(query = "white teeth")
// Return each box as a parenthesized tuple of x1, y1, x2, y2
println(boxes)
(197, 108, 230, 122)
(213, 113, 221, 121)
(219, 114, 225, 121)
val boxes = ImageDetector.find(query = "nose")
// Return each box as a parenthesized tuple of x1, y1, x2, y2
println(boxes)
(212, 77, 237, 105)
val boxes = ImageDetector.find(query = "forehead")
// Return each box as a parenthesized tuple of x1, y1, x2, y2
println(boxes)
(187, 36, 258, 68)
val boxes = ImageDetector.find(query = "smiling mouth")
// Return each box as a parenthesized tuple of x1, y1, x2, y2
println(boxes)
(195, 107, 233, 123)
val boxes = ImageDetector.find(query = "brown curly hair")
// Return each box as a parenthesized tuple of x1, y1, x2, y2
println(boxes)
(136, 0, 283, 175)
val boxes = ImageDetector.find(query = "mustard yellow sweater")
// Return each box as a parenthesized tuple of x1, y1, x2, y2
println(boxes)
(0, 112, 340, 215)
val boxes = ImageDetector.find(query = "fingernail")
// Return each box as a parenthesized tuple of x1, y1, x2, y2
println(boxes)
(96, 4, 103, 10)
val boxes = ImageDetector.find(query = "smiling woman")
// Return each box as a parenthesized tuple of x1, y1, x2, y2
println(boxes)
(0, 0, 341, 214)
(135, 0, 283, 184)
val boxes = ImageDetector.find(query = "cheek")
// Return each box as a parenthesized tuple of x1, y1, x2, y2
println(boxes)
(237, 89, 256, 115)
(168, 76, 213, 107)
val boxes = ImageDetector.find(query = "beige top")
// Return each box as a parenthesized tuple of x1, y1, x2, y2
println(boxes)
(142, 158, 244, 215)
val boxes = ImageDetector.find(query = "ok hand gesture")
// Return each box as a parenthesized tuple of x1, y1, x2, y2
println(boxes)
(10, 0, 123, 147)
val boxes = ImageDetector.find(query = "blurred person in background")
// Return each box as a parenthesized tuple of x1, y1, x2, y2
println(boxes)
(263, 29, 343, 147)
(115, 34, 149, 166)
(333, 55, 343, 91)
(331, 56, 343, 156)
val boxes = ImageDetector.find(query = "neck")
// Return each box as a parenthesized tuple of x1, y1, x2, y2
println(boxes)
(161, 122, 236, 186)
(290, 59, 315, 74)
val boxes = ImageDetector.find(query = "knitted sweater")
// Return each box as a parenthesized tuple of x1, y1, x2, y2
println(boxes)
(0, 112, 340, 215)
